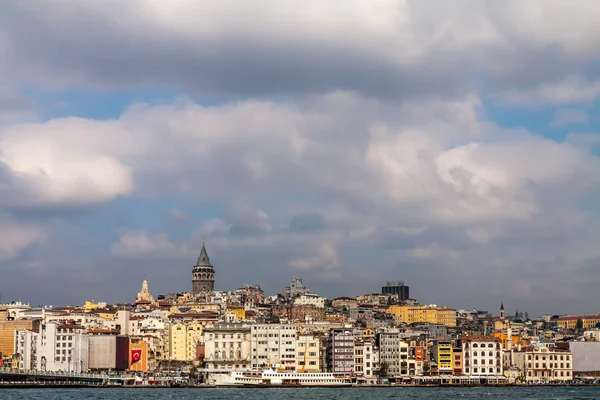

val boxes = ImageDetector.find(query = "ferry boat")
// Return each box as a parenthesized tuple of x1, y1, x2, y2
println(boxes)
(213, 368, 353, 387)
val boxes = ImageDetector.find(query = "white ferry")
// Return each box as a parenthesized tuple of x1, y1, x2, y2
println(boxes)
(214, 368, 353, 387)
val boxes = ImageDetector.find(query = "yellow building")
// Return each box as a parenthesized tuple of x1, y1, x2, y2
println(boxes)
(0, 320, 40, 357)
(432, 341, 453, 373)
(490, 332, 520, 350)
(129, 339, 149, 373)
(168, 322, 204, 362)
(554, 315, 600, 330)
(227, 306, 246, 320)
(386, 305, 457, 327)
(295, 334, 320, 372)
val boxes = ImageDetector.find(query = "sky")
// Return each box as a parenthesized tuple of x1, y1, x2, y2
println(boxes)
(1, 1, 600, 316)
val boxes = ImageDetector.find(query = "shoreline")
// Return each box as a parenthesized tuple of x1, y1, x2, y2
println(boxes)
(2, 383, 600, 389)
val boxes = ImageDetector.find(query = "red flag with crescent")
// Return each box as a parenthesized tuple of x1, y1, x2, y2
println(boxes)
(131, 349, 142, 363)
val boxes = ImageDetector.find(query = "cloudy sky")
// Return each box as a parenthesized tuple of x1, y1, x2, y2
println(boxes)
(1, 1, 600, 316)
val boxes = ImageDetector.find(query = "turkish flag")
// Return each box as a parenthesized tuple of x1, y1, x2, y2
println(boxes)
(131, 349, 142, 363)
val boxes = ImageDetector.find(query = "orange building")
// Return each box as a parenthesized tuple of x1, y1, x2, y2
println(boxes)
(414, 347, 425, 362)
(128, 339, 148, 372)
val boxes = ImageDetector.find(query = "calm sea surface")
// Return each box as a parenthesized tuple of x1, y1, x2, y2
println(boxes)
(1, 387, 600, 400)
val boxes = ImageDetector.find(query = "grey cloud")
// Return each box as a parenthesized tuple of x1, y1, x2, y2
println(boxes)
(289, 213, 327, 233)
(1, 2, 599, 101)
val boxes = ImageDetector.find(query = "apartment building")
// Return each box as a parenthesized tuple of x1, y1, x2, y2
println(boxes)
(251, 324, 297, 371)
(353, 339, 378, 379)
(327, 328, 354, 374)
(295, 334, 320, 372)
(168, 321, 203, 362)
(15, 322, 89, 372)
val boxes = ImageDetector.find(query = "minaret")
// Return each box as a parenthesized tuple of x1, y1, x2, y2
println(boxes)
(500, 302, 505, 319)
(192, 239, 215, 294)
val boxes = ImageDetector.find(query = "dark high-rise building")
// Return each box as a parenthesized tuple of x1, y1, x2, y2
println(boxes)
(192, 240, 215, 294)
(381, 280, 409, 301)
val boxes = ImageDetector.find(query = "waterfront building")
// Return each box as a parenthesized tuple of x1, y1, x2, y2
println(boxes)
(203, 322, 251, 371)
(432, 340, 453, 374)
(327, 328, 354, 374)
(513, 343, 573, 382)
(462, 335, 504, 377)
(295, 333, 320, 372)
(168, 321, 204, 362)
(0, 319, 40, 357)
(88, 334, 130, 371)
(129, 337, 148, 372)
(378, 329, 401, 376)
(353, 338, 378, 379)
(15, 321, 89, 372)
(250, 324, 297, 371)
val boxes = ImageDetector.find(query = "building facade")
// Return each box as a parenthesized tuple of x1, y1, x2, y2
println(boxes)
(462, 336, 503, 377)
(381, 280, 410, 301)
(327, 328, 354, 374)
(15, 322, 89, 372)
(513, 344, 573, 382)
(295, 334, 320, 372)
(250, 324, 297, 371)
(204, 323, 251, 371)
(168, 322, 204, 362)
(282, 277, 310, 299)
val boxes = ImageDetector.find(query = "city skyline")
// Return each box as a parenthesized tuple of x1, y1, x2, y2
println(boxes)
(0, 1, 600, 315)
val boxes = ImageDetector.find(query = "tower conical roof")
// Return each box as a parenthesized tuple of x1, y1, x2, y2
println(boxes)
(195, 241, 211, 267)
(500, 302, 504, 310)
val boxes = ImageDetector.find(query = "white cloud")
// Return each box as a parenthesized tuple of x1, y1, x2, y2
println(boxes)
(110, 231, 179, 257)
(0, 118, 134, 206)
(1, 1, 600, 98)
(289, 242, 339, 271)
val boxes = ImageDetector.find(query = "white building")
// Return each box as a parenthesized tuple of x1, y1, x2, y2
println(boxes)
(513, 343, 573, 382)
(15, 322, 89, 372)
(294, 294, 326, 309)
(204, 322, 252, 372)
(463, 336, 504, 377)
(354, 339, 378, 379)
(251, 324, 297, 371)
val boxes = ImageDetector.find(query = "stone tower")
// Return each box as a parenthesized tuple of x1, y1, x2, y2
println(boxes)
(500, 302, 505, 319)
(136, 279, 153, 303)
(192, 240, 215, 294)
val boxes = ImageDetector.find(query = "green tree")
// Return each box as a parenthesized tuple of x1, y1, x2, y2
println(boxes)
(375, 362, 389, 377)
(595, 322, 600, 329)
(423, 361, 431, 375)
(576, 319, 584, 330)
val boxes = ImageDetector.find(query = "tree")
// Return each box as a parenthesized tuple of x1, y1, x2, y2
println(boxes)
(576, 319, 584, 330)
(423, 361, 431, 375)
(374, 361, 388, 378)
(595, 322, 600, 329)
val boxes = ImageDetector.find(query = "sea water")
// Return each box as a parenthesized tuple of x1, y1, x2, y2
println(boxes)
(1, 387, 599, 400)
